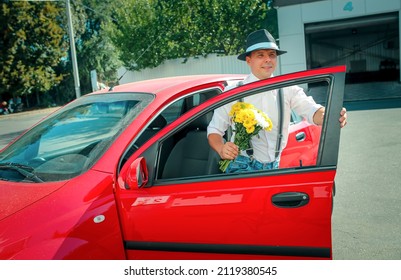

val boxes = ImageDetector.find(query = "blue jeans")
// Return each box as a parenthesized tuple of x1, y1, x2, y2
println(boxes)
(225, 155, 279, 174)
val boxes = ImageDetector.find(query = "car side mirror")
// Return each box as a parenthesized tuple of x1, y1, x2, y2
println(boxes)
(125, 157, 148, 189)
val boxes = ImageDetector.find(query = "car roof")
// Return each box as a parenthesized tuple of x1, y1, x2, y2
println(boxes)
(97, 74, 246, 96)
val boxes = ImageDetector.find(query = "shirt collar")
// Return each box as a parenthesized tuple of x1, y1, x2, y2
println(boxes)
(243, 73, 274, 85)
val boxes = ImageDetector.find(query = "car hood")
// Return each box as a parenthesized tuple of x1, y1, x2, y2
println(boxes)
(0, 181, 67, 221)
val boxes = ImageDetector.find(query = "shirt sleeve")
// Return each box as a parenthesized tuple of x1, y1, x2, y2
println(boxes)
(207, 102, 233, 137)
(287, 85, 323, 125)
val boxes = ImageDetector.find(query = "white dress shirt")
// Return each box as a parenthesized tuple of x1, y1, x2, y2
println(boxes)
(207, 73, 322, 163)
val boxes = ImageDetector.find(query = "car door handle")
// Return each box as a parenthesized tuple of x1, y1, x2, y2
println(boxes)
(272, 192, 309, 208)
(296, 132, 306, 142)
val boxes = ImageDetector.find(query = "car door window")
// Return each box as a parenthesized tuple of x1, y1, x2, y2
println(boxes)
(154, 78, 331, 180)
(121, 88, 222, 168)
(160, 88, 222, 125)
(280, 81, 328, 168)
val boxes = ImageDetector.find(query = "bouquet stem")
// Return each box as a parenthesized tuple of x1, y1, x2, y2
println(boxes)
(219, 159, 231, 173)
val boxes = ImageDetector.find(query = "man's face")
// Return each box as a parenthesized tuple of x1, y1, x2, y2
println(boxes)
(246, 49, 277, 80)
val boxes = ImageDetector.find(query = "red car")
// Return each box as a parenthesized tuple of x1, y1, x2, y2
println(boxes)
(0, 66, 345, 260)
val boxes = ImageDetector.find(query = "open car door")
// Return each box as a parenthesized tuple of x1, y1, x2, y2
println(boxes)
(116, 66, 346, 259)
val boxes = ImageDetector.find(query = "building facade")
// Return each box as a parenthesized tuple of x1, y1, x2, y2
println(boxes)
(276, 0, 400, 85)
(119, 0, 400, 101)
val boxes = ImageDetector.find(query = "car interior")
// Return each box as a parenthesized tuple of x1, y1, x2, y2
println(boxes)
(156, 89, 222, 179)
(161, 111, 220, 179)
(122, 88, 223, 180)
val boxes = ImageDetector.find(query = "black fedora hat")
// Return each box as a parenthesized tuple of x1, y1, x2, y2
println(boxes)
(237, 29, 287, 61)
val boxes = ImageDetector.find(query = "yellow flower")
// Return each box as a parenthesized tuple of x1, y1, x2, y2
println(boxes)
(243, 119, 253, 129)
(246, 126, 255, 134)
(234, 112, 243, 123)
(244, 103, 254, 110)
(245, 108, 255, 119)
(229, 102, 242, 116)
(219, 101, 273, 172)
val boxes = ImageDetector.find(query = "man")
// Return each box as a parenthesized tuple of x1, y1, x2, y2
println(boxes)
(207, 29, 347, 173)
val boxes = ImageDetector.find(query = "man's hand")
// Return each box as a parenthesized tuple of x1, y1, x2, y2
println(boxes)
(313, 107, 347, 128)
(208, 134, 239, 160)
(339, 107, 347, 128)
(218, 142, 239, 160)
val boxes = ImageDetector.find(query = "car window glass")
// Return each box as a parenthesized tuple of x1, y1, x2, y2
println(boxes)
(161, 99, 184, 124)
(160, 88, 222, 125)
(0, 93, 153, 183)
(127, 88, 222, 158)
(152, 79, 330, 181)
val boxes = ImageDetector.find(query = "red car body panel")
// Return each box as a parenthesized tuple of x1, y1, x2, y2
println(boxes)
(117, 170, 334, 260)
(281, 120, 322, 168)
(0, 170, 125, 259)
(0, 66, 346, 259)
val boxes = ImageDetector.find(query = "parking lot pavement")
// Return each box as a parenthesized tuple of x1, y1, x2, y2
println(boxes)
(0, 107, 60, 150)
(0, 107, 60, 120)
(332, 98, 401, 260)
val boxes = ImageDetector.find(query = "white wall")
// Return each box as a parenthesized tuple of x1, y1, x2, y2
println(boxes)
(117, 53, 283, 84)
(117, 54, 249, 84)
(277, 0, 401, 80)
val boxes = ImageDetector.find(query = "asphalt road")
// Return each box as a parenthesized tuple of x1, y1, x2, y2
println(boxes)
(1, 100, 401, 260)
(0, 107, 59, 149)
(332, 99, 401, 260)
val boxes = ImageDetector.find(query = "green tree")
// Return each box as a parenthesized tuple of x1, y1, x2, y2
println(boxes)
(72, 0, 121, 94)
(0, 0, 67, 104)
(1, 0, 122, 106)
(54, 0, 122, 99)
(107, 0, 276, 71)
(105, 0, 159, 71)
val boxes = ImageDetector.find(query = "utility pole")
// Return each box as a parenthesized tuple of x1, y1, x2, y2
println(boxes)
(65, 0, 81, 98)
(20, 0, 81, 99)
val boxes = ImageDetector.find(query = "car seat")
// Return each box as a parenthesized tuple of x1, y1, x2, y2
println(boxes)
(162, 112, 221, 179)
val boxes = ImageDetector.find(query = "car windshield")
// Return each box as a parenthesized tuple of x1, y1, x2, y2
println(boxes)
(0, 92, 153, 183)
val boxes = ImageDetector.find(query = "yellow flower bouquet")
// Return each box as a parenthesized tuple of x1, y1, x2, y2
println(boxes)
(219, 101, 273, 172)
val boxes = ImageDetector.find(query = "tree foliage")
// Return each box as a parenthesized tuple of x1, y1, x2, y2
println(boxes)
(0, 0, 67, 100)
(107, 0, 277, 71)
(54, 0, 122, 101)
(1, 0, 276, 106)
(72, 0, 121, 94)
(0, 0, 122, 105)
